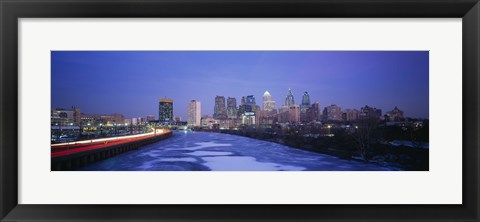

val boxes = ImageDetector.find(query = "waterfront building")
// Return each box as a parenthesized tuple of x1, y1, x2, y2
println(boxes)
(159, 98, 174, 123)
(200, 115, 218, 128)
(213, 96, 227, 119)
(386, 106, 404, 121)
(323, 104, 342, 121)
(51, 106, 81, 126)
(227, 97, 238, 119)
(242, 115, 256, 125)
(360, 105, 382, 119)
(81, 113, 126, 126)
(262, 91, 276, 111)
(285, 88, 295, 106)
(187, 100, 201, 126)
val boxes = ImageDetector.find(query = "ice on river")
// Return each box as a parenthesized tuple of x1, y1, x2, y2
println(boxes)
(79, 131, 399, 171)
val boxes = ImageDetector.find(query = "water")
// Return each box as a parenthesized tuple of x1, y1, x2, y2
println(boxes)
(79, 131, 398, 171)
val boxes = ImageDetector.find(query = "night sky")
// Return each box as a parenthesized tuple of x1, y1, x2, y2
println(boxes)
(51, 51, 429, 120)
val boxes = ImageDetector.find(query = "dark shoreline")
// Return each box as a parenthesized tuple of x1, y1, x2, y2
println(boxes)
(193, 129, 428, 171)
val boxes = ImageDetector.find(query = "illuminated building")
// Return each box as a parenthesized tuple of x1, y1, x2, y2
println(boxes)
(285, 88, 295, 106)
(214, 96, 227, 119)
(386, 106, 404, 121)
(343, 109, 360, 121)
(360, 105, 382, 119)
(237, 96, 247, 117)
(227, 97, 238, 119)
(188, 100, 201, 126)
(51, 106, 81, 126)
(300, 91, 311, 122)
(323, 104, 342, 121)
(159, 98, 173, 123)
(262, 91, 276, 111)
(306, 102, 321, 122)
(146, 115, 155, 122)
(245, 95, 256, 115)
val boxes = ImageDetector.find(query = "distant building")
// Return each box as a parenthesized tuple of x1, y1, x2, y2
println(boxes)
(262, 91, 276, 111)
(300, 91, 311, 122)
(81, 113, 125, 126)
(323, 104, 342, 121)
(188, 100, 201, 126)
(256, 109, 278, 125)
(213, 96, 227, 119)
(227, 97, 238, 119)
(159, 98, 174, 123)
(360, 105, 382, 119)
(306, 102, 321, 122)
(237, 96, 247, 117)
(51, 107, 81, 125)
(201, 115, 218, 128)
(285, 88, 295, 106)
(343, 109, 360, 121)
(386, 106, 404, 121)
(288, 105, 301, 123)
(146, 115, 156, 122)
(244, 95, 257, 115)
(278, 106, 290, 123)
(174, 116, 182, 122)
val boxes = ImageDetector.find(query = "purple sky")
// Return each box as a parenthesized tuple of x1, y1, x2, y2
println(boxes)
(51, 51, 429, 120)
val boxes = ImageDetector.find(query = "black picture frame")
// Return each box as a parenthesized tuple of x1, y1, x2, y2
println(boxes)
(1, 0, 479, 221)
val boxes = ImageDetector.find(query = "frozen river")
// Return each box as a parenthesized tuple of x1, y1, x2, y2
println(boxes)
(80, 131, 397, 171)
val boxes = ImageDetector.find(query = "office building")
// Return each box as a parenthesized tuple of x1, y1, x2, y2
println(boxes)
(159, 98, 173, 123)
(188, 100, 201, 126)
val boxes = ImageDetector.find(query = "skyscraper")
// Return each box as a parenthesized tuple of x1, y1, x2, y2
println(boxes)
(262, 91, 276, 111)
(188, 100, 201, 126)
(213, 96, 227, 119)
(159, 98, 173, 123)
(226, 97, 238, 119)
(285, 88, 295, 106)
(245, 95, 256, 114)
(300, 91, 311, 122)
(238, 96, 247, 117)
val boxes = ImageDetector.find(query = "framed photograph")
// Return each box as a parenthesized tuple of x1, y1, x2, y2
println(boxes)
(1, 0, 479, 221)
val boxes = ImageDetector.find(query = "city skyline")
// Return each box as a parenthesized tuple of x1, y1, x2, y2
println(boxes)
(52, 51, 429, 120)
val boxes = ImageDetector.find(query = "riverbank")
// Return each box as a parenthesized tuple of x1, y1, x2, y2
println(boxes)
(213, 129, 428, 170)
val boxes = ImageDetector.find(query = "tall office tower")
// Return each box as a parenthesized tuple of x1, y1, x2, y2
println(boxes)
(262, 91, 276, 111)
(306, 102, 321, 122)
(285, 88, 295, 106)
(238, 96, 247, 117)
(300, 91, 311, 122)
(213, 96, 227, 119)
(226, 97, 238, 119)
(187, 100, 201, 126)
(245, 95, 256, 114)
(301, 91, 311, 112)
(159, 98, 173, 123)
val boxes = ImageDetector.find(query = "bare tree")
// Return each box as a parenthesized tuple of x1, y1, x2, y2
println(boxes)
(352, 117, 380, 162)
